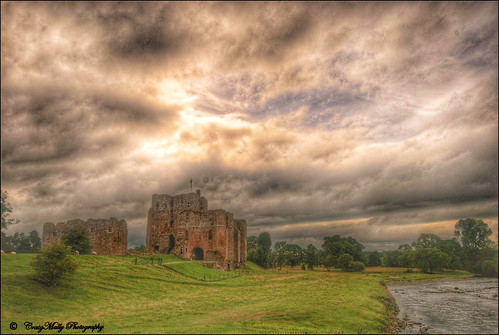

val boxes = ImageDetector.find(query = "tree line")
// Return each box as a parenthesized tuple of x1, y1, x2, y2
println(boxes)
(247, 218, 497, 276)
(377, 218, 497, 276)
(247, 232, 368, 272)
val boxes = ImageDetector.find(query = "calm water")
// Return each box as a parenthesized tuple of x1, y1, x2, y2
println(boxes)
(387, 278, 498, 334)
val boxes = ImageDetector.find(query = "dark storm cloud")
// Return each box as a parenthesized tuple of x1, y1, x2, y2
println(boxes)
(1, 2, 497, 249)
(1, 82, 179, 185)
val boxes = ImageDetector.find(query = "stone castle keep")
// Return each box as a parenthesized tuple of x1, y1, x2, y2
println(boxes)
(146, 190, 247, 270)
(42, 218, 128, 255)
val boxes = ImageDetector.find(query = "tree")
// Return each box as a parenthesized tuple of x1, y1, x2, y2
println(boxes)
(31, 242, 78, 286)
(382, 250, 401, 267)
(397, 251, 416, 272)
(304, 244, 318, 270)
(281, 244, 304, 267)
(247, 236, 258, 250)
(61, 226, 92, 254)
(438, 239, 467, 270)
(274, 241, 287, 270)
(1, 230, 41, 253)
(322, 255, 337, 271)
(322, 235, 366, 263)
(368, 251, 382, 267)
(1, 190, 19, 238)
(454, 218, 494, 272)
(254, 232, 272, 268)
(28, 230, 42, 252)
(338, 253, 354, 271)
(412, 233, 442, 250)
(412, 248, 451, 273)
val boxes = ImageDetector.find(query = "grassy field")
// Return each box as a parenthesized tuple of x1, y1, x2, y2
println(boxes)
(1, 254, 471, 334)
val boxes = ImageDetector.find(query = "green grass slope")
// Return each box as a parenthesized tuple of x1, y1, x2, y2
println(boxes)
(1, 254, 471, 334)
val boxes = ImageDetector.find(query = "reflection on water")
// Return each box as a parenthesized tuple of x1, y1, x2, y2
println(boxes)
(387, 278, 498, 334)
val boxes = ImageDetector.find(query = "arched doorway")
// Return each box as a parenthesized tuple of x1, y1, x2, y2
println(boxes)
(192, 248, 204, 260)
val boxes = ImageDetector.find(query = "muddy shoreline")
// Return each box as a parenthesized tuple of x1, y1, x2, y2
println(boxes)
(387, 277, 498, 334)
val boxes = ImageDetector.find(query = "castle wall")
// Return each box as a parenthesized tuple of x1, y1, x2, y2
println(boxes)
(146, 190, 247, 270)
(42, 218, 127, 255)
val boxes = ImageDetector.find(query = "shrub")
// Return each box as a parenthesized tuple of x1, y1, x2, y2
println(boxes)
(481, 259, 498, 277)
(348, 261, 365, 272)
(31, 243, 78, 286)
(62, 226, 91, 254)
(338, 253, 354, 271)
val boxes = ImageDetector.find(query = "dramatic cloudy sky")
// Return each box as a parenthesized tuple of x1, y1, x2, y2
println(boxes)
(1, 2, 498, 250)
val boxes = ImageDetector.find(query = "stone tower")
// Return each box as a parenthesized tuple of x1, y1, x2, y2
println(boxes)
(146, 190, 247, 270)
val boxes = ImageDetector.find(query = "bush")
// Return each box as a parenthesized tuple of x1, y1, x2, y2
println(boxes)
(338, 253, 354, 271)
(348, 261, 365, 272)
(62, 226, 91, 254)
(31, 243, 78, 286)
(481, 259, 498, 277)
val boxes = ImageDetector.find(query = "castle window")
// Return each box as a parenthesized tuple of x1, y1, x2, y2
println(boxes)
(170, 220, 174, 228)
(90, 227, 95, 233)
(209, 230, 212, 240)
(156, 202, 159, 208)
(154, 245, 159, 251)
(107, 227, 113, 233)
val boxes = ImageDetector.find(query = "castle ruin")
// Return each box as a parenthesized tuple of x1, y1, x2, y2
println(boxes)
(42, 218, 128, 255)
(146, 190, 247, 270)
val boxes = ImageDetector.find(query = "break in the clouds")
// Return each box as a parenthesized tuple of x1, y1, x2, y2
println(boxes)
(1, 2, 497, 250)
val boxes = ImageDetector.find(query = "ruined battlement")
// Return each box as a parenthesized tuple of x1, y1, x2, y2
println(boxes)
(42, 218, 127, 255)
(146, 190, 247, 270)
(151, 190, 208, 212)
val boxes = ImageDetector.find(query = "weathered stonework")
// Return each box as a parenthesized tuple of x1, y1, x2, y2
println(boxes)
(42, 218, 128, 255)
(146, 190, 247, 270)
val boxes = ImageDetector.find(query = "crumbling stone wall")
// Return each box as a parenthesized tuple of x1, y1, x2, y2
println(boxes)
(42, 218, 127, 255)
(146, 190, 247, 270)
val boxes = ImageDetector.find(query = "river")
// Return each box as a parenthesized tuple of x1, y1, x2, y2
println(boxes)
(387, 277, 498, 334)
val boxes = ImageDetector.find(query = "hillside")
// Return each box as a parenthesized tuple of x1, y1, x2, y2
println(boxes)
(1, 254, 470, 334)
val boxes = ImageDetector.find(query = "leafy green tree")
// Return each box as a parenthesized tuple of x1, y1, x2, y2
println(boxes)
(61, 226, 92, 254)
(274, 241, 287, 270)
(438, 239, 467, 270)
(347, 261, 365, 272)
(412, 248, 451, 273)
(412, 233, 442, 250)
(454, 218, 494, 272)
(31, 242, 78, 286)
(28, 230, 42, 252)
(1, 190, 19, 238)
(254, 232, 272, 268)
(1, 230, 41, 253)
(382, 250, 401, 267)
(397, 251, 416, 272)
(247, 236, 258, 250)
(338, 253, 354, 271)
(367, 251, 382, 267)
(304, 244, 318, 270)
(481, 259, 498, 277)
(322, 235, 366, 263)
(322, 255, 337, 271)
(281, 244, 304, 267)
